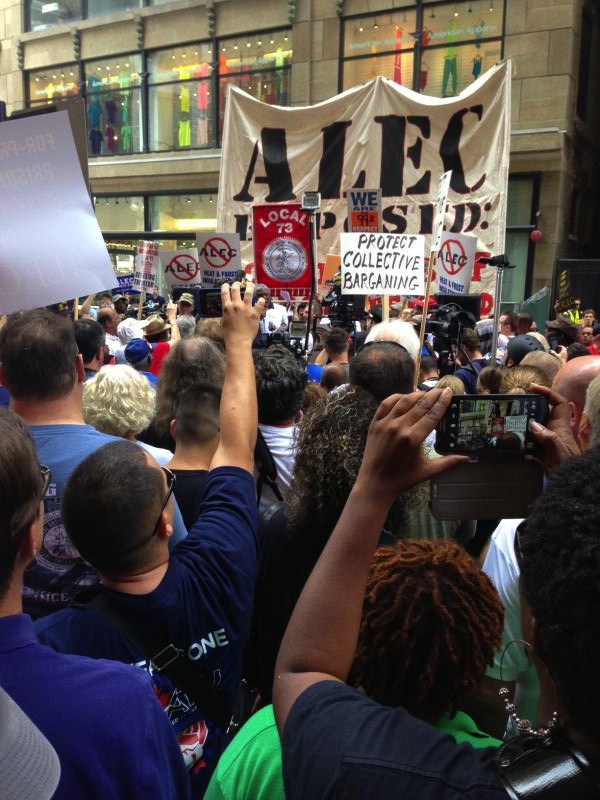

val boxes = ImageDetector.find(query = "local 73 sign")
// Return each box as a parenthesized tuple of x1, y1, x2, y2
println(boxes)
(252, 204, 313, 290)
(218, 61, 511, 313)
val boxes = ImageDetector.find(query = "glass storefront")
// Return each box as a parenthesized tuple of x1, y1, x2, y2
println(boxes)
(28, 64, 80, 106)
(342, 0, 504, 96)
(148, 44, 214, 151)
(83, 54, 143, 156)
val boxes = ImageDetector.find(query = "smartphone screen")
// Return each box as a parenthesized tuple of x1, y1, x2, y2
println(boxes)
(289, 321, 308, 339)
(435, 394, 549, 456)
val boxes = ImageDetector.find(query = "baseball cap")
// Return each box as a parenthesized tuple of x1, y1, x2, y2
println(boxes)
(0, 687, 60, 799)
(112, 294, 126, 303)
(506, 334, 544, 365)
(124, 338, 152, 365)
(179, 292, 194, 307)
(117, 317, 149, 345)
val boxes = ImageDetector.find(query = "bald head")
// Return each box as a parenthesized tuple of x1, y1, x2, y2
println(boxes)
(552, 356, 600, 437)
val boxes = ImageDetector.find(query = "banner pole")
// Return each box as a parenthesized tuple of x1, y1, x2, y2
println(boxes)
(415, 253, 435, 390)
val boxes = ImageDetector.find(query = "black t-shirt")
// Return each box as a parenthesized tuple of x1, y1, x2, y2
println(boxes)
(283, 681, 506, 800)
(171, 468, 209, 530)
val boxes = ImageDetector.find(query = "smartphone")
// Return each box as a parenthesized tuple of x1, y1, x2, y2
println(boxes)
(198, 287, 245, 318)
(435, 394, 549, 457)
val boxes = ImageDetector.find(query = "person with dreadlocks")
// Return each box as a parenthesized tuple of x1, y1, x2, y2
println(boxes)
(206, 537, 503, 800)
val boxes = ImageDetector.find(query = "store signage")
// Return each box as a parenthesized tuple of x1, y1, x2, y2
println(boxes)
(218, 61, 511, 313)
(252, 204, 313, 290)
(0, 110, 116, 313)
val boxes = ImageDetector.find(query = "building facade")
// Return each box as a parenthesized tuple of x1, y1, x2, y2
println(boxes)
(1, 0, 598, 307)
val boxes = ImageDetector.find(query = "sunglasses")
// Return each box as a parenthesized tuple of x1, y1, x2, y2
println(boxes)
(40, 465, 51, 500)
(149, 467, 176, 537)
(514, 519, 527, 567)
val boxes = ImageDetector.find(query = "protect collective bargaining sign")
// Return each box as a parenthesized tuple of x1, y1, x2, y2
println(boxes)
(341, 233, 425, 295)
(218, 61, 511, 311)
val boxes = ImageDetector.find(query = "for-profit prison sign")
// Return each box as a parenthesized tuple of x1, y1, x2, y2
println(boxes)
(340, 233, 425, 296)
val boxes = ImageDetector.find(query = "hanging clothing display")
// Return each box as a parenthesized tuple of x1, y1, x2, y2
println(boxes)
(120, 123, 132, 152)
(472, 56, 483, 79)
(89, 128, 103, 155)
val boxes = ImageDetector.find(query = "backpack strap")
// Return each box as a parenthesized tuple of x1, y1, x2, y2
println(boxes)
(254, 428, 283, 504)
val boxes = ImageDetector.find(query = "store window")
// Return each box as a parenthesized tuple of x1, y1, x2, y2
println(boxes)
(84, 54, 143, 157)
(95, 196, 145, 232)
(502, 175, 539, 308)
(218, 29, 292, 139)
(420, 1, 503, 98)
(149, 194, 218, 232)
(342, 9, 417, 90)
(28, 0, 82, 31)
(28, 64, 80, 106)
(87, 0, 141, 20)
(148, 44, 214, 151)
(342, 1, 504, 96)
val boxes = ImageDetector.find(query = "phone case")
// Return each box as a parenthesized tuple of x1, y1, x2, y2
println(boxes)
(430, 459, 544, 520)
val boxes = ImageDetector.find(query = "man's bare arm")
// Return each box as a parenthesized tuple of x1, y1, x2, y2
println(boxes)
(210, 282, 263, 474)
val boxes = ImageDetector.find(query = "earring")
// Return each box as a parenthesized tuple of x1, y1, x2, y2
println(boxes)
(498, 639, 558, 742)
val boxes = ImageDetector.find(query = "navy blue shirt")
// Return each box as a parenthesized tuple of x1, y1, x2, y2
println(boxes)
(36, 466, 259, 798)
(283, 682, 507, 799)
(0, 614, 189, 799)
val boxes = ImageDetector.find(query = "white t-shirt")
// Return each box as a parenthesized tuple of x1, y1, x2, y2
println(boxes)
(482, 517, 540, 728)
(257, 423, 298, 513)
(260, 304, 289, 333)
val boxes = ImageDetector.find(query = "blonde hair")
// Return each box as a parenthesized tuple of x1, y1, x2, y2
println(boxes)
(499, 365, 551, 395)
(83, 365, 155, 438)
(436, 375, 465, 394)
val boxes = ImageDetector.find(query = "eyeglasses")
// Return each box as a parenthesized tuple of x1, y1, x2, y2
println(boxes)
(149, 467, 176, 537)
(40, 465, 51, 501)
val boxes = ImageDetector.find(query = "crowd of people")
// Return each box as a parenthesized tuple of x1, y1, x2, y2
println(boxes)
(0, 283, 599, 798)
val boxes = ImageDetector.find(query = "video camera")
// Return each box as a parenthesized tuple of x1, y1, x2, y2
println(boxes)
(321, 280, 365, 327)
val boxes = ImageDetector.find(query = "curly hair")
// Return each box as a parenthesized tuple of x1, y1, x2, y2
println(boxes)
(351, 540, 503, 722)
(519, 448, 600, 738)
(153, 337, 226, 436)
(83, 365, 156, 437)
(287, 387, 421, 545)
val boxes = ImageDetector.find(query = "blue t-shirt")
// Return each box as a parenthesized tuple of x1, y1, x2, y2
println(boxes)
(36, 466, 259, 798)
(27, 424, 187, 618)
(0, 614, 189, 799)
(282, 682, 506, 800)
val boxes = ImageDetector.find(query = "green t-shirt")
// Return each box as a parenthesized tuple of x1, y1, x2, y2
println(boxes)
(205, 704, 501, 800)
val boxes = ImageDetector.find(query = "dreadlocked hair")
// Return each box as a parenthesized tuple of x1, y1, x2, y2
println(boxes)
(286, 387, 423, 547)
(350, 540, 503, 722)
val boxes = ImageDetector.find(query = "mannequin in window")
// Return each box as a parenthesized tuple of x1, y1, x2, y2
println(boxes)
(178, 112, 191, 147)
(89, 127, 103, 156)
(441, 19, 458, 96)
(472, 55, 483, 80)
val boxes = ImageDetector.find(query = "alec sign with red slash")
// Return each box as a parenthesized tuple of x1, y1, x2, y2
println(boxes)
(163, 249, 201, 290)
(252, 204, 313, 289)
(196, 232, 241, 288)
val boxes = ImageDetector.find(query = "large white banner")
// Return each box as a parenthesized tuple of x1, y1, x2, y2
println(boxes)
(218, 61, 511, 315)
(0, 111, 117, 314)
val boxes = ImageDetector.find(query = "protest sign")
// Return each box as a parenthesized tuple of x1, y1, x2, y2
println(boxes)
(347, 190, 381, 233)
(0, 110, 116, 314)
(116, 273, 135, 294)
(340, 233, 425, 296)
(196, 233, 241, 287)
(252, 204, 313, 290)
(218, 61, 511, 313)
(133, 241, 159, 292)
(431, 171, 452, 253)
(162, 249, 201, 290)
(435, 232, 477, 294)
